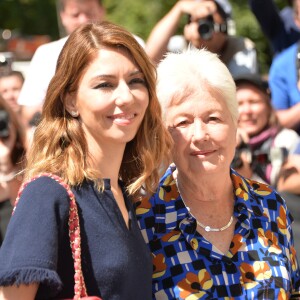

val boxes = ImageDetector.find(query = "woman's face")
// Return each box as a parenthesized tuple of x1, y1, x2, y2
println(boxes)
(236, 83, 270, 137)
(67, 47, 149, 150)
(0, 75, 23, 113)
(165, 83, 236, 176)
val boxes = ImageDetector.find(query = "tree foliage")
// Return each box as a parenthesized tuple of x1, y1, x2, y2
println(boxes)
(0, 0, 290, 73)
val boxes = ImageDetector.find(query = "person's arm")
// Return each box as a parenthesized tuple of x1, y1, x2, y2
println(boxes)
(277, 154, 300, 194)
(0, 177, 69, 296)
(276, 103, 300, 130)
(146, 0, 217, 65)
(0, 284, 38, 300)
(268, 52, 300, 130)
(248, 0, 285, 53)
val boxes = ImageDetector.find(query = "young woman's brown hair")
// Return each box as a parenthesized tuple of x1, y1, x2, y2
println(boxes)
(25, 21, 172, 196)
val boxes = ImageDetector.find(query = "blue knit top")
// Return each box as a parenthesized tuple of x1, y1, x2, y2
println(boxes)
(0, 176, 152, 299)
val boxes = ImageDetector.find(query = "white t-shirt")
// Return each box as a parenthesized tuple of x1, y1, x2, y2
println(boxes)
(17, 37, 68, 107)
(17, 35, 145, 107)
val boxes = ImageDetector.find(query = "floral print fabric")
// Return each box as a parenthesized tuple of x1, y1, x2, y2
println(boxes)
(136, 166, 300, 299)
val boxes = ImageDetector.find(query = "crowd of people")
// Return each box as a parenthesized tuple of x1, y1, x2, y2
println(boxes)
(0, 0, 300, 299)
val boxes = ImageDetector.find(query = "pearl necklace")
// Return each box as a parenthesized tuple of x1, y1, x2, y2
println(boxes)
(196, 216, 233, 232)
(175, 178, 234, 232)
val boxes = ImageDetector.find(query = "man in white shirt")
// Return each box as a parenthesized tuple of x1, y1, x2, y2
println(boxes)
(18, 0, 105, 140)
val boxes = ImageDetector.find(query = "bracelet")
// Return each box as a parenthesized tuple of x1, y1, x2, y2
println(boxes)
(0, 170, 17, 183)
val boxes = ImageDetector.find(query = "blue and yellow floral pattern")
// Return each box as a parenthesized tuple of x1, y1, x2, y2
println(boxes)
(136, 166, 300, 299)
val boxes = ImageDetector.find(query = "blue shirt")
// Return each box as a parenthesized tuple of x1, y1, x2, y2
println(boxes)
(0, 176, 152, 299)
(269, 42, 300, 109)
(136, 166, 300, 299)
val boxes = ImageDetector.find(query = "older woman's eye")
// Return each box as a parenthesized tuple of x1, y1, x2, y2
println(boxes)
(176, 120, 190, 127)
(130, 77, 146, 86)
(208, 116, 220, 122)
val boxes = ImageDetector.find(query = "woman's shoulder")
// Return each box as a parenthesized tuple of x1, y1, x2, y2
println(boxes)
(233, 171, 292, 225)
(232, 169, 283, 204)
(15, 174, 71, 213)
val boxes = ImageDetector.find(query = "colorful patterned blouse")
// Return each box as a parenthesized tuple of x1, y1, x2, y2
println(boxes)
(136, 166, 300, 299)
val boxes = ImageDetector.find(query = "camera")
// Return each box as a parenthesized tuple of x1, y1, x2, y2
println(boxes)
(197, 15, 228, 40)
(0, 52, 14, 76)
(0, 109, 10, 138)
(187, 14, 228, 41)
(198, 15, 215, 40)
(232, 143, 288, 170)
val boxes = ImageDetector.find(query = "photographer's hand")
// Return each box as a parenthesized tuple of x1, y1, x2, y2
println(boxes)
(233, 129, 253, 178)
(236, 128, 249, 147)
(146, 0, 217, 65)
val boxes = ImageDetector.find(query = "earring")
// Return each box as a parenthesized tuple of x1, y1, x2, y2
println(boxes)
(71, 111, 79, 117)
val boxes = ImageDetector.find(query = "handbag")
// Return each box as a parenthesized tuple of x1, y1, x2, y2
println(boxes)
(14, 173, 102, 300)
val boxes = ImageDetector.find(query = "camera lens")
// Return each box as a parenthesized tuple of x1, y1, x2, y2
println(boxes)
(0, 55, 8, 66)
(0, 110, 10, 138)
(197, 16, 214, 40)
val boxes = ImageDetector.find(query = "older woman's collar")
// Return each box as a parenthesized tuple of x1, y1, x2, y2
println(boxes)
(231, 168, 269, 220)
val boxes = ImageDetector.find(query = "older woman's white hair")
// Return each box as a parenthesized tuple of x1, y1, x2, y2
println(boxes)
(156, 48, 238, 124)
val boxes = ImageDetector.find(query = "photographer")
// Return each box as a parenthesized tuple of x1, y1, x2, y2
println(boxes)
(0, 96, 26, 245)
(233, 73, 300, 195)
(146, 0, 259, 77)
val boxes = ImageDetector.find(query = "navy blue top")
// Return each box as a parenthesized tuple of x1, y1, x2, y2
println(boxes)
(0, 176, 152, 299)
(249, 0, 300, 55)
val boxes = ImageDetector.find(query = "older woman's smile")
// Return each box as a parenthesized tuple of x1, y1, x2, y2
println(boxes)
(190, 149, 216, 156)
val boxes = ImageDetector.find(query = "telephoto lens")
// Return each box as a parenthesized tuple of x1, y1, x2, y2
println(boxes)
(0, 109, 10, 138)
(197, 16, 215, 40)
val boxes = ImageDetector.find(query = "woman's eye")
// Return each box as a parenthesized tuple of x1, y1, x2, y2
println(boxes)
(208, 116, 220, 122)
(93, 82, 112, 89)
(176, 120, 189, 127)
(130, 77, 146, 85)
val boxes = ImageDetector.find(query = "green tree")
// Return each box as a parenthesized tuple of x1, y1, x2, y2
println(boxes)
(0, 0, 293, 74)
(0, 0, 58, 38)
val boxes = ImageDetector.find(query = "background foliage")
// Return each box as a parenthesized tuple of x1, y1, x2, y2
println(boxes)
(0, 0, 288, 74)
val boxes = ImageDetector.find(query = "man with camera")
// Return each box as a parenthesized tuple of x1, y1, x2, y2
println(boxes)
(145, 0, 258, 77)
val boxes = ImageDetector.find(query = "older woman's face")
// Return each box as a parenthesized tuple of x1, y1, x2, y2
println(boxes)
(236, 84, 270, 137)
(165, 83, 236, 175)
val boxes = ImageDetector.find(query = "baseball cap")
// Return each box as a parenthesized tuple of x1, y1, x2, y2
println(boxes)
(214, 0, 232, 19)
(234, 73, 270, 96)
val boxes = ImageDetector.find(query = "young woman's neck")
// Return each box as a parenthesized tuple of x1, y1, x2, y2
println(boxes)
(88, 142, 126, 187)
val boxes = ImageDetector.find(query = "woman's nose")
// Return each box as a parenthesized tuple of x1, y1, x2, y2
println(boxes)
(191, 119, 208, 142)
(114, 82, 134, 106)
(239, 102, 252, 115)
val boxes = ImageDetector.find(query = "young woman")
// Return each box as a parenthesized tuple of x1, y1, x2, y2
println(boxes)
(0, 21, 172, 300)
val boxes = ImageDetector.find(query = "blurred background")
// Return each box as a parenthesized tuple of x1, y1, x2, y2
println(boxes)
(0, 0, 287, 75)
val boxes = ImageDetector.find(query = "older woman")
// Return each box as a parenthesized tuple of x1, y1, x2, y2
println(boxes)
(136, 48, 300, 299)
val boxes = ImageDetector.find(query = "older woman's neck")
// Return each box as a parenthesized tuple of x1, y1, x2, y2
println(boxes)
(176, 170, 234, 205)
